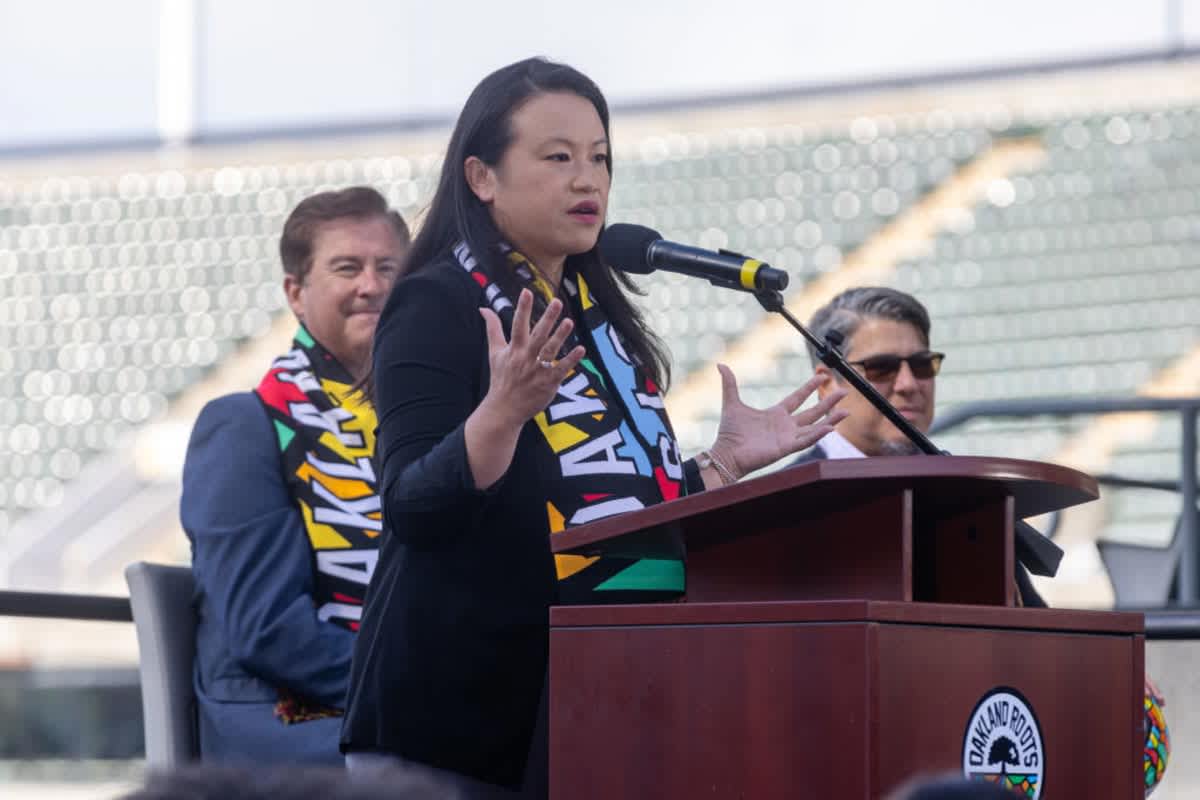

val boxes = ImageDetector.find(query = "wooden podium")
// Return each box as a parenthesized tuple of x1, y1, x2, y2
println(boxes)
(548, 457, 1144, 799)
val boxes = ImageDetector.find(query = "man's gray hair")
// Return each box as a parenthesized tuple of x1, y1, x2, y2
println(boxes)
(806, 287, 931, 368)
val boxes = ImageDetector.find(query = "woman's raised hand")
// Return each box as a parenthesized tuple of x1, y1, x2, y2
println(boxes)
(466, 289, 585, 490)
(707, 365, 848, 481)
(478, 288, 586, 429)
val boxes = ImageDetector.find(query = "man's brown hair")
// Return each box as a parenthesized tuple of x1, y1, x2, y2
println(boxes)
(279, 186, 411, 281)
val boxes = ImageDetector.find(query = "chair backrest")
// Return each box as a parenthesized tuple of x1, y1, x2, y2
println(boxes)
(1098, 507, 1193, 608)
(125, 561, 199, 767)
(1097, 539, 1179, 607)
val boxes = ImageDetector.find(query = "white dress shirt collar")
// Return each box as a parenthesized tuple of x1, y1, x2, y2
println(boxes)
(816, 429, 867, 460)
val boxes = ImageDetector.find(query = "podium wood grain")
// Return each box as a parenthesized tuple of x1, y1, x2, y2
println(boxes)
(545, 458, 1135, 797)
(549, 602, 1142, 799)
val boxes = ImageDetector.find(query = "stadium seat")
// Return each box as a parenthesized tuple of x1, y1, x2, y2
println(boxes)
(1098, 537, 1179, 608)
(124, 561, 199, 767)
(1098, 504, 1198, 608)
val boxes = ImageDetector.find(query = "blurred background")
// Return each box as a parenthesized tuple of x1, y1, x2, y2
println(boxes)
(2, 0, 1200, 796)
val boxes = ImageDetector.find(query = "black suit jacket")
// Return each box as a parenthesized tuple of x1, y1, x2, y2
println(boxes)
(788, 445, 1047, 607)
(342, 257, 706, 787)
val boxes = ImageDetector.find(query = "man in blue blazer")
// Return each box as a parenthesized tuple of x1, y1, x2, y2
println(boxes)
(180, 187, 408, 763)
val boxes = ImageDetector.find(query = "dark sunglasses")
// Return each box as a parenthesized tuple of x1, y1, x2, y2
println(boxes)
(847, 351, 944, 382)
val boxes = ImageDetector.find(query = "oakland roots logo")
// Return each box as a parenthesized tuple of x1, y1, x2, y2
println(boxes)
(961, 687, 1045, 798)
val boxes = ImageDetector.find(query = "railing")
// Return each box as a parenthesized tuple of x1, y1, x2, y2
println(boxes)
(1144, 609, 1200, 639)
(0, 586, 1194, 639)
(931, 396, 1200, 604)
(0, 589, 131, 622)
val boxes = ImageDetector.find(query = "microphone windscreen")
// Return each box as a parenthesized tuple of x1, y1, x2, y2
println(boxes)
(598, 223, 661, 275)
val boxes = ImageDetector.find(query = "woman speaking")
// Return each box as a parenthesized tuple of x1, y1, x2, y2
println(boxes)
(341, 57, 847, 797)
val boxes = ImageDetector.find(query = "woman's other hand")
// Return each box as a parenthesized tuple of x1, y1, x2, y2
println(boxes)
(707, 365, 848, 481)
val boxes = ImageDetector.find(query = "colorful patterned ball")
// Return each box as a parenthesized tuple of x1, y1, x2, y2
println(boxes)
(1144, 688, 1170, 796)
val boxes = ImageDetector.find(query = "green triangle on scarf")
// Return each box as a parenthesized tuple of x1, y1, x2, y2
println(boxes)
(273, 419, 296, 452)
(255, 326, 379, 650)
(579, 357, 606, 389)
(594, 558, 685, 592)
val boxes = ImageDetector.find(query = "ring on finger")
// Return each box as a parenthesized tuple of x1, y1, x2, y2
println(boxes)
(538, 357, 557, 369)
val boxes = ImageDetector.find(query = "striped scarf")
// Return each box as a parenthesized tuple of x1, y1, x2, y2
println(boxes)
(454, 242, 686, 602)
(255, 325, 380, 721)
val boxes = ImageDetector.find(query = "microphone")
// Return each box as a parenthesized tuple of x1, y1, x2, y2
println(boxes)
(599, 223, 789, 293)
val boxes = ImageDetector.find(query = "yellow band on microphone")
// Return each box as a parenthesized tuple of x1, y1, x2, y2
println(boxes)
(739, 259, 761, 290)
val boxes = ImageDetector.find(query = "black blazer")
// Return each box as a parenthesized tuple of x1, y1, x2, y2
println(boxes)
(788, 442, 1047, 608)
(341, 257, 704, 787)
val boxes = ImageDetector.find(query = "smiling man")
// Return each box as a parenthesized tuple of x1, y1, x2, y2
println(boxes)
(181, 187, 409, 763)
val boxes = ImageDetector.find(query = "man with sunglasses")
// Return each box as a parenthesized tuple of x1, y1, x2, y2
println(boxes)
(794, 287, 943, 463)
(793, 286, 1039, 607)
(791, 288, 1172, 788)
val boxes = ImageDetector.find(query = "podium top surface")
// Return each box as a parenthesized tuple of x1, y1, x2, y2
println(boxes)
(549, 599, 1143, 634)
(552, 455, 1096, 557)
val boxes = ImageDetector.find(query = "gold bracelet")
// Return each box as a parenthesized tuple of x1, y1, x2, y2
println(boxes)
(697, 449, 738, 486)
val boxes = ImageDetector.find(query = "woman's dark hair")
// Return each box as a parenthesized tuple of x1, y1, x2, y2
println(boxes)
(374, 56, 669, 394)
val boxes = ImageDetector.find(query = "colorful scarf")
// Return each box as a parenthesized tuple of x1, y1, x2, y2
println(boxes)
(255, 326, 380, 721)
(1144, 684, 1169, 795)
(454, 242, 686, 602)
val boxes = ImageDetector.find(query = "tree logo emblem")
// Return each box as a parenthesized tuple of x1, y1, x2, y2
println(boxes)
(961, 687, 1045, 798)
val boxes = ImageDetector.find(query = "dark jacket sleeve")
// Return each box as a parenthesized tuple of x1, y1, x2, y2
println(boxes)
(182, 393, 355, 708)
(373, 267, 502, 548)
